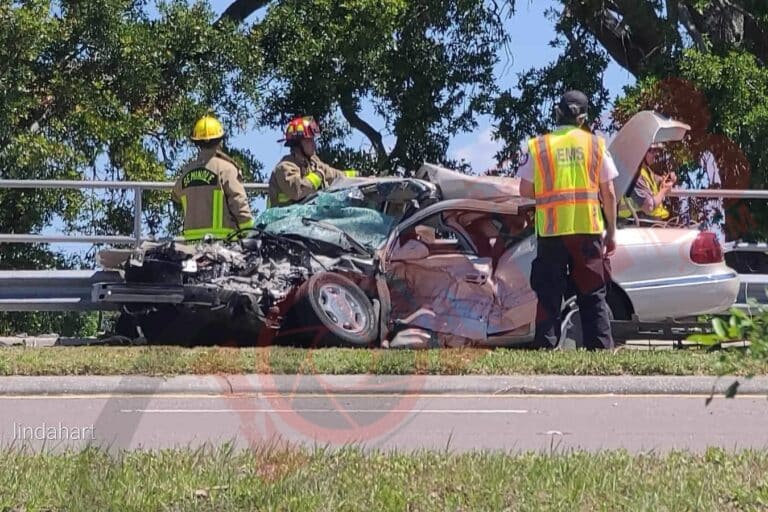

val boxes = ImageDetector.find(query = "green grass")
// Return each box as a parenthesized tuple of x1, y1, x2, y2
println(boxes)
(0, 345, 763, 376)
(1, 445, 768, 511)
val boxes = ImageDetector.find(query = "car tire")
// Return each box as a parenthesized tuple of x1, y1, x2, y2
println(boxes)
(606, 289, 631, 322)
(217, 290, 267, 346)
(285, 272, 378, 347)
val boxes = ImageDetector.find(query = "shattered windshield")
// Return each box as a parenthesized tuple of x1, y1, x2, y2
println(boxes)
(253, 188, 398, 253)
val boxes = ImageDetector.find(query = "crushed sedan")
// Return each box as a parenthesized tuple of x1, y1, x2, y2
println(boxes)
(96, 111, 740, 348)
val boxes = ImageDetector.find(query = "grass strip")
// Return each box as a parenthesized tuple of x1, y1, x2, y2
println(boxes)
(0, 445, 766, 511)
(0, 345, 763, 376)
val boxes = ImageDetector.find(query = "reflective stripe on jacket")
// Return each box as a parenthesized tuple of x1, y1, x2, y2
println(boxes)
(528, 126, 605, 237)
(172, 149, 254, 241)
(618, 165, 670, 220)
(267, 153, 356, 208)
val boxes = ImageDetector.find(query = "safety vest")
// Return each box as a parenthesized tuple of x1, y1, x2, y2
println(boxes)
(180, 197, 254, 241)
(528, 126, 605, 237)
(618, 165, 670, 220)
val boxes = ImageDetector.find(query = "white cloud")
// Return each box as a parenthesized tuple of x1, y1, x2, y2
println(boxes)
(451, 128, 503, 172)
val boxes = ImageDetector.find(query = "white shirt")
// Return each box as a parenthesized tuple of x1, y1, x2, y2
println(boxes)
(516, 126, 619, 184)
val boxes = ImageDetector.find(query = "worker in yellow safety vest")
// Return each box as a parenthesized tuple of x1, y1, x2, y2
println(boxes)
(618, 143, 677, 221)
(267, 115, 358, 208)
(172, 115, 254, 242)
(518, 90, 619, 350)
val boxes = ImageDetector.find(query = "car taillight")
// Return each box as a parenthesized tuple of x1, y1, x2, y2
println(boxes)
(690, 231, 723, 264)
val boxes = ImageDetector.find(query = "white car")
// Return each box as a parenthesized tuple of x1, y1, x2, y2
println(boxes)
(387, 110, 740, 347)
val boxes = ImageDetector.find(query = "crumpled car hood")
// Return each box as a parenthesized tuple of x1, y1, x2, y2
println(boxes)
(253, 189, 397, 253)
(416, 163, 524, 203)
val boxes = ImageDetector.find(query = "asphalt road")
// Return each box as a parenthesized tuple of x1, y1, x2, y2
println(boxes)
(2, 393, 768, 454)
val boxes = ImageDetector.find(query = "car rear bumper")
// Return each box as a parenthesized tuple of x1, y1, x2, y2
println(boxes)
(620, 271, 740, 320)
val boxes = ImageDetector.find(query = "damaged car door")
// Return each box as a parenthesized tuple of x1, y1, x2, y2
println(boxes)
(437, 207, 539, 341)
(378, 201, 518, 346)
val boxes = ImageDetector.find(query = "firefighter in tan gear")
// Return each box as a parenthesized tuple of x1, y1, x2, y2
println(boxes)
(172, 115, 254, 241)
(267, 115, 358, 208)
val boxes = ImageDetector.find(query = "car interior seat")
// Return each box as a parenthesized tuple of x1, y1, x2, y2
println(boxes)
(489, 210, 534, 270)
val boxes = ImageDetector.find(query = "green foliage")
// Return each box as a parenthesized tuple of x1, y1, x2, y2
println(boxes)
(678, 50, 768, 240)
(689, 299, 768, 400)
(0, 0, 263, 334)
(0, 0, 263, 239)
(254, 0, 512, 174)
(493, 10, 611, 165)
(0, 311, 100, 338)
(611, 49, 768, 240)
(698, 300, 768, 353)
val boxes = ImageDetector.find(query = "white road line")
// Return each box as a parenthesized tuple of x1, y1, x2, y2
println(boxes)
(119, 408, 530, 414)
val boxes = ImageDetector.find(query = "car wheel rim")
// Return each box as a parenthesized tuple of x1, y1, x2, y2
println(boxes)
(317, 284, 367, 334)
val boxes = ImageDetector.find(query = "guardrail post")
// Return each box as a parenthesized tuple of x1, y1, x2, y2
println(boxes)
(133, 186, 142, 247)
(0, 180, 268, 247)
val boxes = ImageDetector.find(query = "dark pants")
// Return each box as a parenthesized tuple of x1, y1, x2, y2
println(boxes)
(530, 234, 614, 350)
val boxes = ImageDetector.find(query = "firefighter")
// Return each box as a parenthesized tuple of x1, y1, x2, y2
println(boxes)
(618, 143, 677, 221)
(518, 90, 619, 350)
(267, 115, 358, 208)
(172, 115, 254, 242)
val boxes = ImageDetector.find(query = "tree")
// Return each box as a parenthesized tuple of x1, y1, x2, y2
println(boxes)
(559, 0, 767, 77)
(0, 0, 263, 334)
(215, 0, 513, 174)
(493, 9, 611, 168)
(251, 0, 513, 175)
(494, 1, 768, 240)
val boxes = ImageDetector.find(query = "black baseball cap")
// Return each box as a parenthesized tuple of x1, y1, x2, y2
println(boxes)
(559, 90, 589, 115)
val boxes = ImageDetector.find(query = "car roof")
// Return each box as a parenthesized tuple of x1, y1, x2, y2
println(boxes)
(326, 169, 534, 209)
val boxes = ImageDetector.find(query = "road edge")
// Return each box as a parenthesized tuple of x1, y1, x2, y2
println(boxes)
(0, 374, 764, 396)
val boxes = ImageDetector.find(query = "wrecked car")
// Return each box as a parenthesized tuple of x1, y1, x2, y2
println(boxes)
(97, 177, 448, 347)
(98, 174, 542, 348)
(96, 111, 740, 348)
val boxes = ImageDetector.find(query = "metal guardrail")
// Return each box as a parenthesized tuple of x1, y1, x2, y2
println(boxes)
(0, 179, 766, 247)
(0, 270, 124, 312)
(0, 179, 767, 327)
(724, 242, 768, 253)
(669, 189, 768, 199)
(0, 179, 268, 247)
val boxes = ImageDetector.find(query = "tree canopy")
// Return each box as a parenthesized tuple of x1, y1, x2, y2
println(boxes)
(0, 0, 262, 333)
(498, 1, 768, 239)
(252, 0, 512, 175)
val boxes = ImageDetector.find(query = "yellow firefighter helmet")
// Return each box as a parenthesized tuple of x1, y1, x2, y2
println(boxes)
(191, 115, 224, 142)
